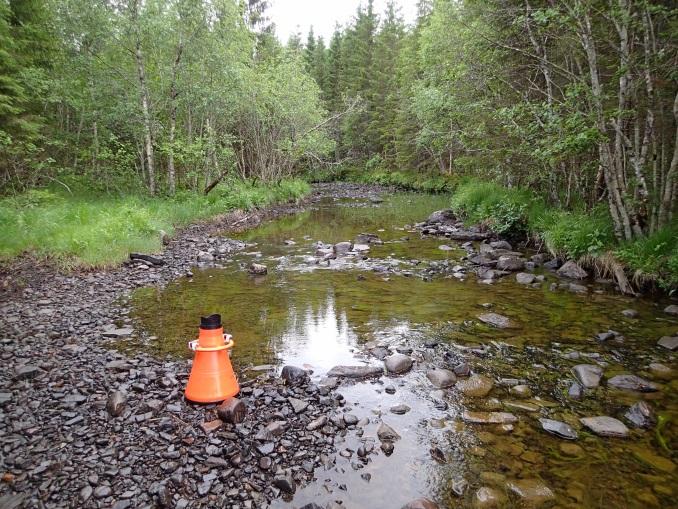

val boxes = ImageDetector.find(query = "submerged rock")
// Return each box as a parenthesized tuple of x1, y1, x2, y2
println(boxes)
(516, 272, 536, 284)
(506, 479, 555, 506)
(557, 260, 588, 279)
(426, 369, 457, 388)
(624, 401, 656, 428)
(477, 313, 512, 329)
(384, 353, 413, 374)
(401, 499, 439, 509)
(327, 365, 383, 378)
(607, 374, 659, 392)
(663, 304, 678, 316)
(462, 411, 517, 424)
(571, 364, 603, 388)
(539, 418, 578, 440)
(657, 335, 678, 351)
(456, 375, 494, 397)
(472, 486, 506, 508)
(580, 416, 629, 437)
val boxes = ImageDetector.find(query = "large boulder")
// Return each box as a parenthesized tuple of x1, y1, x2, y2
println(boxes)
(557, 260, 588, 279)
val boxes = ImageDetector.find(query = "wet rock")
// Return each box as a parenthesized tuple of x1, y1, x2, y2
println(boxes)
(216, 398, 246, 424)
(426, 369, 456, 388)
(657, 335, 678, 351)
(568, 282, 588, 293)
(247, 263, 268, 275)
(106, 391, 127, 417)
(478, 313, 512, 329)
(453, 363, 471, 377)
(580, 416, 629, 437)
(448, 231, 490, 241)
(496, 256, 525, 272)
(438, 244, 454, 251)
(385, 384, 396, 394)
(353, 243, 370, 253)
(377, 422, 401, 441)
(560, 442, 584, 457)
(539, 418, 578, 440)
(451, 478, 468, 497)
(490, 240, 512, 250)
(13, 364, 43, 380)
(509, 384, 531, 398)
(624, 401, 656, 429)
(472, 486, 506, 508)
(607, 374, 658, 392)
(390, 404, 411, 415)
(281, 365, 309, 385)
(273, 474, 296, 494)
(557, 260, 588, 279)
(343, 414, 359, 426)
(370, 346, 391, 360)
(197, 250, 214, 262)
(380, 441, 395, 455)
(334, 241, 353, 254)
(462, 411, 517, 424)
(568, 382, 584, 400)
(516, 273, 536, 284)
(401, 498, 439, 509)
(571, 364, 603, 388)
(288, 397, 308, 414)
(648, 363, 674, 379)
(327, 365, 383, 378)
(356, 232, 382, 244)
(663, 304, 678, 316)
(384, 353, 413, 374)
(506, 479, 555, 506)
(622, 309, 638, 318)
(456, 374, 494, 397)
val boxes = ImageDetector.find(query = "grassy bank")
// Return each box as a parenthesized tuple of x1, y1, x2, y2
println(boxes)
(0, 179, 309, 268)
(448, 178, 678, 292)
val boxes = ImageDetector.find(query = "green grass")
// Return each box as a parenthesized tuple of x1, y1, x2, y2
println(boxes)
(616, 225, 678, 291)
(0, 179, 310, 268)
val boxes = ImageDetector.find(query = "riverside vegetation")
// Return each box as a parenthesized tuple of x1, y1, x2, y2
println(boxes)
(0, 0, 676, 292)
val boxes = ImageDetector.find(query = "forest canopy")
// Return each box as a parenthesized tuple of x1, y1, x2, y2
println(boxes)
(0, 0, 676, 243)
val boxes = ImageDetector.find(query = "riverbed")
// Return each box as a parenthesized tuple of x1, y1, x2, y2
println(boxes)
(129, 190, 677, 508)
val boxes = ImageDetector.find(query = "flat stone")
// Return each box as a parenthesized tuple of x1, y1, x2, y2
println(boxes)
(657, 335, 678, 351)
(426, 369, 456, 388)
(580, 416, 629, 437)
(624, 401, 655, 428)
(509, 384, 532, 398)
(327, 365, 383, 378)
(200, 419, 223, 434)
(478, 313, 512, 329)
(506, 479, 555, 506)
(568, 382, 584, 400)
(14, 364, 43, 380)
(571, 364, 603, 388)
(288, 397, 308, 414)
(663, 304, 678, 316)
(217, 398, 246, 424)
(384, 353, 413, 374)
(503, 401, 539, 412)
(557, 260, 588, 279)
(456, 375, 494, 397)
(607, 374, 659, 392)
(462, 411, 517, 424)
(496, 256, 525, 271)
(377, 422, 401, 441)
(560, 443, 584, 457)
(516, 273, 536, 284)
(539, 418, 578, 440)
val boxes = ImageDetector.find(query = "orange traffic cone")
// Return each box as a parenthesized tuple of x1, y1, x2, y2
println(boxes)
(185, 314, 240, 403)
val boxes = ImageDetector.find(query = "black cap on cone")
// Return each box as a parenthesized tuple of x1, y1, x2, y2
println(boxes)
(200, 314, 222, 330)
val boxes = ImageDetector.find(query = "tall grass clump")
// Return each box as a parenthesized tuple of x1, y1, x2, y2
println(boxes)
(0, 179, 309, 268)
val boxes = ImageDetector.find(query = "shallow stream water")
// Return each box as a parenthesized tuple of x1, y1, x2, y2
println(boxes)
(130, 192, 677, 508)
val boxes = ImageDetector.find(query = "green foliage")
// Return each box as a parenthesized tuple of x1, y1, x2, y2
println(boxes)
(0, 179, 309, 268)
(616, 225, 678, 292)
(537, 208, 615, 259)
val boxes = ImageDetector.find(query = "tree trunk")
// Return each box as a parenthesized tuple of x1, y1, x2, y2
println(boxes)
(168, 39, 183, 196)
